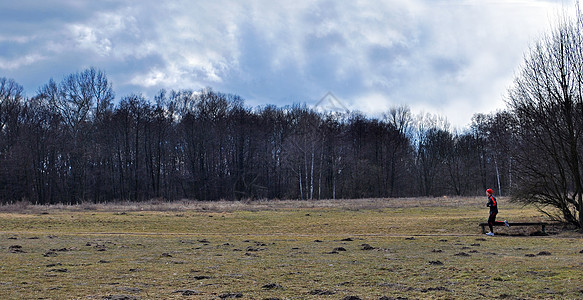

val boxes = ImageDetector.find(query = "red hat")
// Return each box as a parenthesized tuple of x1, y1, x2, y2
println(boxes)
(486, 189, 493, 195)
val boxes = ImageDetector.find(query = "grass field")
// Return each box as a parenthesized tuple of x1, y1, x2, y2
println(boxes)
(0, 197, 582, 299)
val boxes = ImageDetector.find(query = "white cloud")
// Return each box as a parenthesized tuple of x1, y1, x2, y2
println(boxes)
(69, 24, 112, 56)
(352, 92, 392, 116)
(129, 68, 168, 88)
(0, 53, 45, 70)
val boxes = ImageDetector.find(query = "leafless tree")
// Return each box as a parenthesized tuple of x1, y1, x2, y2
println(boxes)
(507, 8, 583, 228)
(0, 77, 24, 154)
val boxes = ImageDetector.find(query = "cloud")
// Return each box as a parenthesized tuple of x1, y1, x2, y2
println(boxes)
(0, 0, 567, 127)
(0, 53, 45, 70)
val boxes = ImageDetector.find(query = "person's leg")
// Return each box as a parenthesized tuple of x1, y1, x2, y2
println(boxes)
(488, 212, 496, 233)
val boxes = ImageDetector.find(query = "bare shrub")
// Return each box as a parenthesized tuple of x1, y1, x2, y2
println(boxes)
(0, 200, 31, 213)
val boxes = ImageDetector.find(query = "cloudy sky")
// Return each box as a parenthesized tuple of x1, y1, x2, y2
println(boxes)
(0, 0, 572, 127)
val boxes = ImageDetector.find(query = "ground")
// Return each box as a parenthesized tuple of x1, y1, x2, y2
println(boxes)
(0, 197, 581, 299)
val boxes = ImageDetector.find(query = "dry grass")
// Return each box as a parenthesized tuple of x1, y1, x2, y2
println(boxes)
(0, 196, 486, 214)
(0, 197, 581, 299)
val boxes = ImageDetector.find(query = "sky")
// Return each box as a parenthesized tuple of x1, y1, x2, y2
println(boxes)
(0, 0, 573, 128)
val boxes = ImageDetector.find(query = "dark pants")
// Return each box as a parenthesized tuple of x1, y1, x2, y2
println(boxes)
(488, 211, 505, 232)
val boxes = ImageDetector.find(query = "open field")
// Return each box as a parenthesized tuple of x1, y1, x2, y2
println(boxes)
(1, 197, 582, 299)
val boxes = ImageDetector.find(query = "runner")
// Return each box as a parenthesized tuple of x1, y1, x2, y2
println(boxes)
(486, 188, 510, 236)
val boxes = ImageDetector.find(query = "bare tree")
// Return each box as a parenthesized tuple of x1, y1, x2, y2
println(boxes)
(0, 78, 25, 202)
(507, 8, 583, 228)
(412, 113, 450, 196)
(35, 68, 114, 203)
(384, 106, 414, 196)
(39, 68, 113, 137)
(0, 77, 24, 153)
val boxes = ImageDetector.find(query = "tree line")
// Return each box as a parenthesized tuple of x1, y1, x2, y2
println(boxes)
(0, 69, 511, 204)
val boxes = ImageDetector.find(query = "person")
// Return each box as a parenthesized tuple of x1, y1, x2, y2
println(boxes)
(485, 188, 509, 236)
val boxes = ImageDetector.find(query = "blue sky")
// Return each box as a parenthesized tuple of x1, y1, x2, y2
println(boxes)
(0, 0, 571, 127)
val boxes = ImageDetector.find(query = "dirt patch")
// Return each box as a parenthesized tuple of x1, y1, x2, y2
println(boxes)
(46, 263, 62, 267)
(361, 244, 375, 250)
(48, 268, 68, 273)
(262, 283, 283, 290)
(309, 289, 336, 295)
(246, 246, 266, 252)
(8, 245, 25, 253)
(43, 251, 58, 257)
(219, 292, 243, 298)
(50, 247, 75, 252)
(342, 296, 362, 300)
(172, 289, 201, 296)
(421, 286, 451, 293)
(103, 295, 138, 300)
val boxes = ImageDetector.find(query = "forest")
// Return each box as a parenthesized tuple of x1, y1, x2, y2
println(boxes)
(0, 69, 512, 204)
